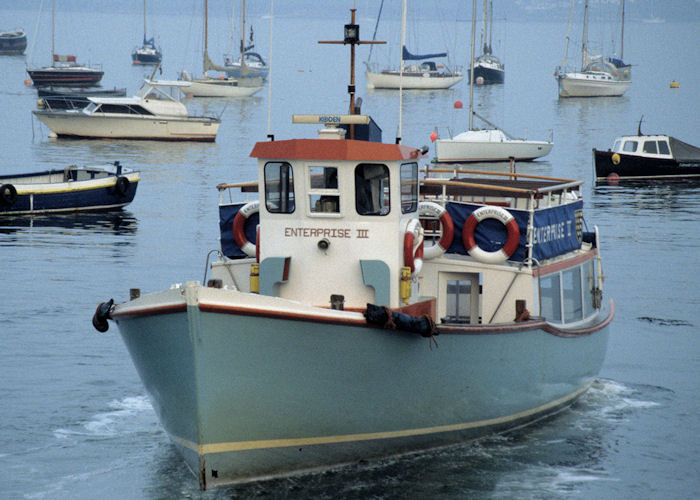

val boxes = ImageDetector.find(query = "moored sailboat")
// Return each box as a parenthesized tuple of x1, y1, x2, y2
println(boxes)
(131, 0, 162, 65)
(469, 0, 504, 85)
(180, 0, 262, 97)
(26, 0, 103, 87)
(555, 0, 631, 98)
(435, 1, 552, 162)
(93, 6, 612, 490)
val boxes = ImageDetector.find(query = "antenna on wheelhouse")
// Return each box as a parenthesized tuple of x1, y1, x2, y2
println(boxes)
(318, 3, 384, 139)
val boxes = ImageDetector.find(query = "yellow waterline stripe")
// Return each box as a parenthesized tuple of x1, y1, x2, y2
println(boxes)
(170, 384, 590, 456)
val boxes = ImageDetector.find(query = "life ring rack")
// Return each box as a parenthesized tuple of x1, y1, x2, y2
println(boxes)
(232, 200, 259, 258)
(418, 201, 454, 259)
(462, 205, 520, 264)
(403, 218, 424, 275)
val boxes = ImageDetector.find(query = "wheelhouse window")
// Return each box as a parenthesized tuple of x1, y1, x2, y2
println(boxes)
(643, 141, 658, 154)
(308, 166, 339, 214)
(540, 260, 597, 324)
(657, 140, 670, 155)
(400, 162, 418, 214)
(622, 140, 638, 153)
(264, 162, 295, 213)
(355, 163, 390, 216)
(613, 140, 622, 152)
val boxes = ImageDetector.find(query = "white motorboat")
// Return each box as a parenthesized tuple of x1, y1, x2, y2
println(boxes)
(555, 0, 631, 98)
(435, 2, 552, 163)
(180, 0, 263, 98)
(364, 0, 462, 90)
(32, 79, 220, 141)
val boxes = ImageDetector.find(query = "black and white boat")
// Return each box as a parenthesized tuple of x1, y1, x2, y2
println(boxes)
(131, 1, 161, 65)
(468, 0, 504, 85)
(593, 122, 700, 181)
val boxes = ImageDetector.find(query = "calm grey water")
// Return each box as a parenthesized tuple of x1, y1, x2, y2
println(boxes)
(1, 2, 699, 499)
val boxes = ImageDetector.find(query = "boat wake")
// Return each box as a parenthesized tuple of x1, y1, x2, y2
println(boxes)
(53, 395, 157, 440)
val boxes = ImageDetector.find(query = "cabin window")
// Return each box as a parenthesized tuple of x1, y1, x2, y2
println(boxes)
(613, 140, 622, 152)
(657, 140, 670, 155)
(643, 141, 658, 154)
(562, 267, 583, 322)
(264, 162, 295, 213)
(539, 274, 562, 322)
(355, 163, 390, 216)
(445, 280, 472, 323)
(308, 166, 339, 214)
(97, 104, 153, 115)
(622, 140, 638, 153)
(400, 162, 418, 214)
(583, 260, 596, 316)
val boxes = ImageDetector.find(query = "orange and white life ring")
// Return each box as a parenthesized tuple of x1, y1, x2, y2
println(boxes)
(418, 201, 454, 259)
(462, 205, 519, 264)
(232, 201, 259, 258)
(403, 218, 424, 274)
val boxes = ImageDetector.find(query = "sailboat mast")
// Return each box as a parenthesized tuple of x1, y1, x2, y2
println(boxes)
(480, 0, 487, 54)
(561, 0, 574, 68)
(240, 0, 248, 74)
(398, 0, 406, 141)
(581, 0, 589, 68)
(469, 0, 476, 131)
(620, 0, 625, 60)
(488, 0, 493, 53)
(143, 0, 147, 40)
(51, 0, 55, 63)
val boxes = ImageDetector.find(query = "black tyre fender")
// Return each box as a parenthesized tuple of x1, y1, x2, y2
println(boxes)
(114, 176, 130, 197)
(0, 183, 17, 206)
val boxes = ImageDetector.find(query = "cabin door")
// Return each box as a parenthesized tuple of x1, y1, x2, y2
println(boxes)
(439, 272, 481, 325)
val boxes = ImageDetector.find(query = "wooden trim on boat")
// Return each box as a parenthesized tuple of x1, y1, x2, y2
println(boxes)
(111, 302, 187, 319)
(532, 249, 596, 276)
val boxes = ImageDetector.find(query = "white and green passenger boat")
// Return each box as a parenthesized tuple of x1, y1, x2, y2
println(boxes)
(93, 9, 613, 490)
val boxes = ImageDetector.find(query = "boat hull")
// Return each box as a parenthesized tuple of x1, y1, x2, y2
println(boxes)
(593, 149, 700, 180)
(32, 111, 219, 142)
(435, 138, 553, 162)
(468, 65, 504, 84)
(0, 31, 27, 55)
(111, 284, 611, 489)
(0, 169, 138, 215)
(27, 67, 104, 87)
(365, 71, 463, 90)
(557, 73, 630, 97)
(186, 78, 262, 98)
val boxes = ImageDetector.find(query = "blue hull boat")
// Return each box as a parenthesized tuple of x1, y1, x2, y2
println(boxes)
(0, 162, 139, 215)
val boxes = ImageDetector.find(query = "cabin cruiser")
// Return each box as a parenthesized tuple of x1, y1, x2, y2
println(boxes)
(32, 79, 220, 141)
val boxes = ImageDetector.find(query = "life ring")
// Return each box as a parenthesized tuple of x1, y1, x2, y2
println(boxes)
(114, 176, 130, 196)
(418, 201, 454, 259)
(403, 218, 424, 274)
(0, 183, 17, 206)
(232, 200, 259, 257)
(462, 205, 520, 264)
(611, 153, 620, 165)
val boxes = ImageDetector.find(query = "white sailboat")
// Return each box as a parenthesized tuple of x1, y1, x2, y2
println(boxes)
(556, 0, 631, 98)
(223, 0, 268, 80)
(364, 0, 462, 90)
(180, 0, 262, 98)
(435, 1, 552, 163)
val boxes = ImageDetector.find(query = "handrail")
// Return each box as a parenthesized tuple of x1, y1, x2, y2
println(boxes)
(420, 178, 535, 195)
(216, 181, 258, 190)
(422, 168, 577, 183)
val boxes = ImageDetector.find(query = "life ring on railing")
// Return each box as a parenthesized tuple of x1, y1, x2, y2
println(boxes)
(418, 201, 454, 259)
(232, 200, 259, 258)
(0, 184, 17, 206)
(462, 205, 520, 264)
(403, 218, 424, 274)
